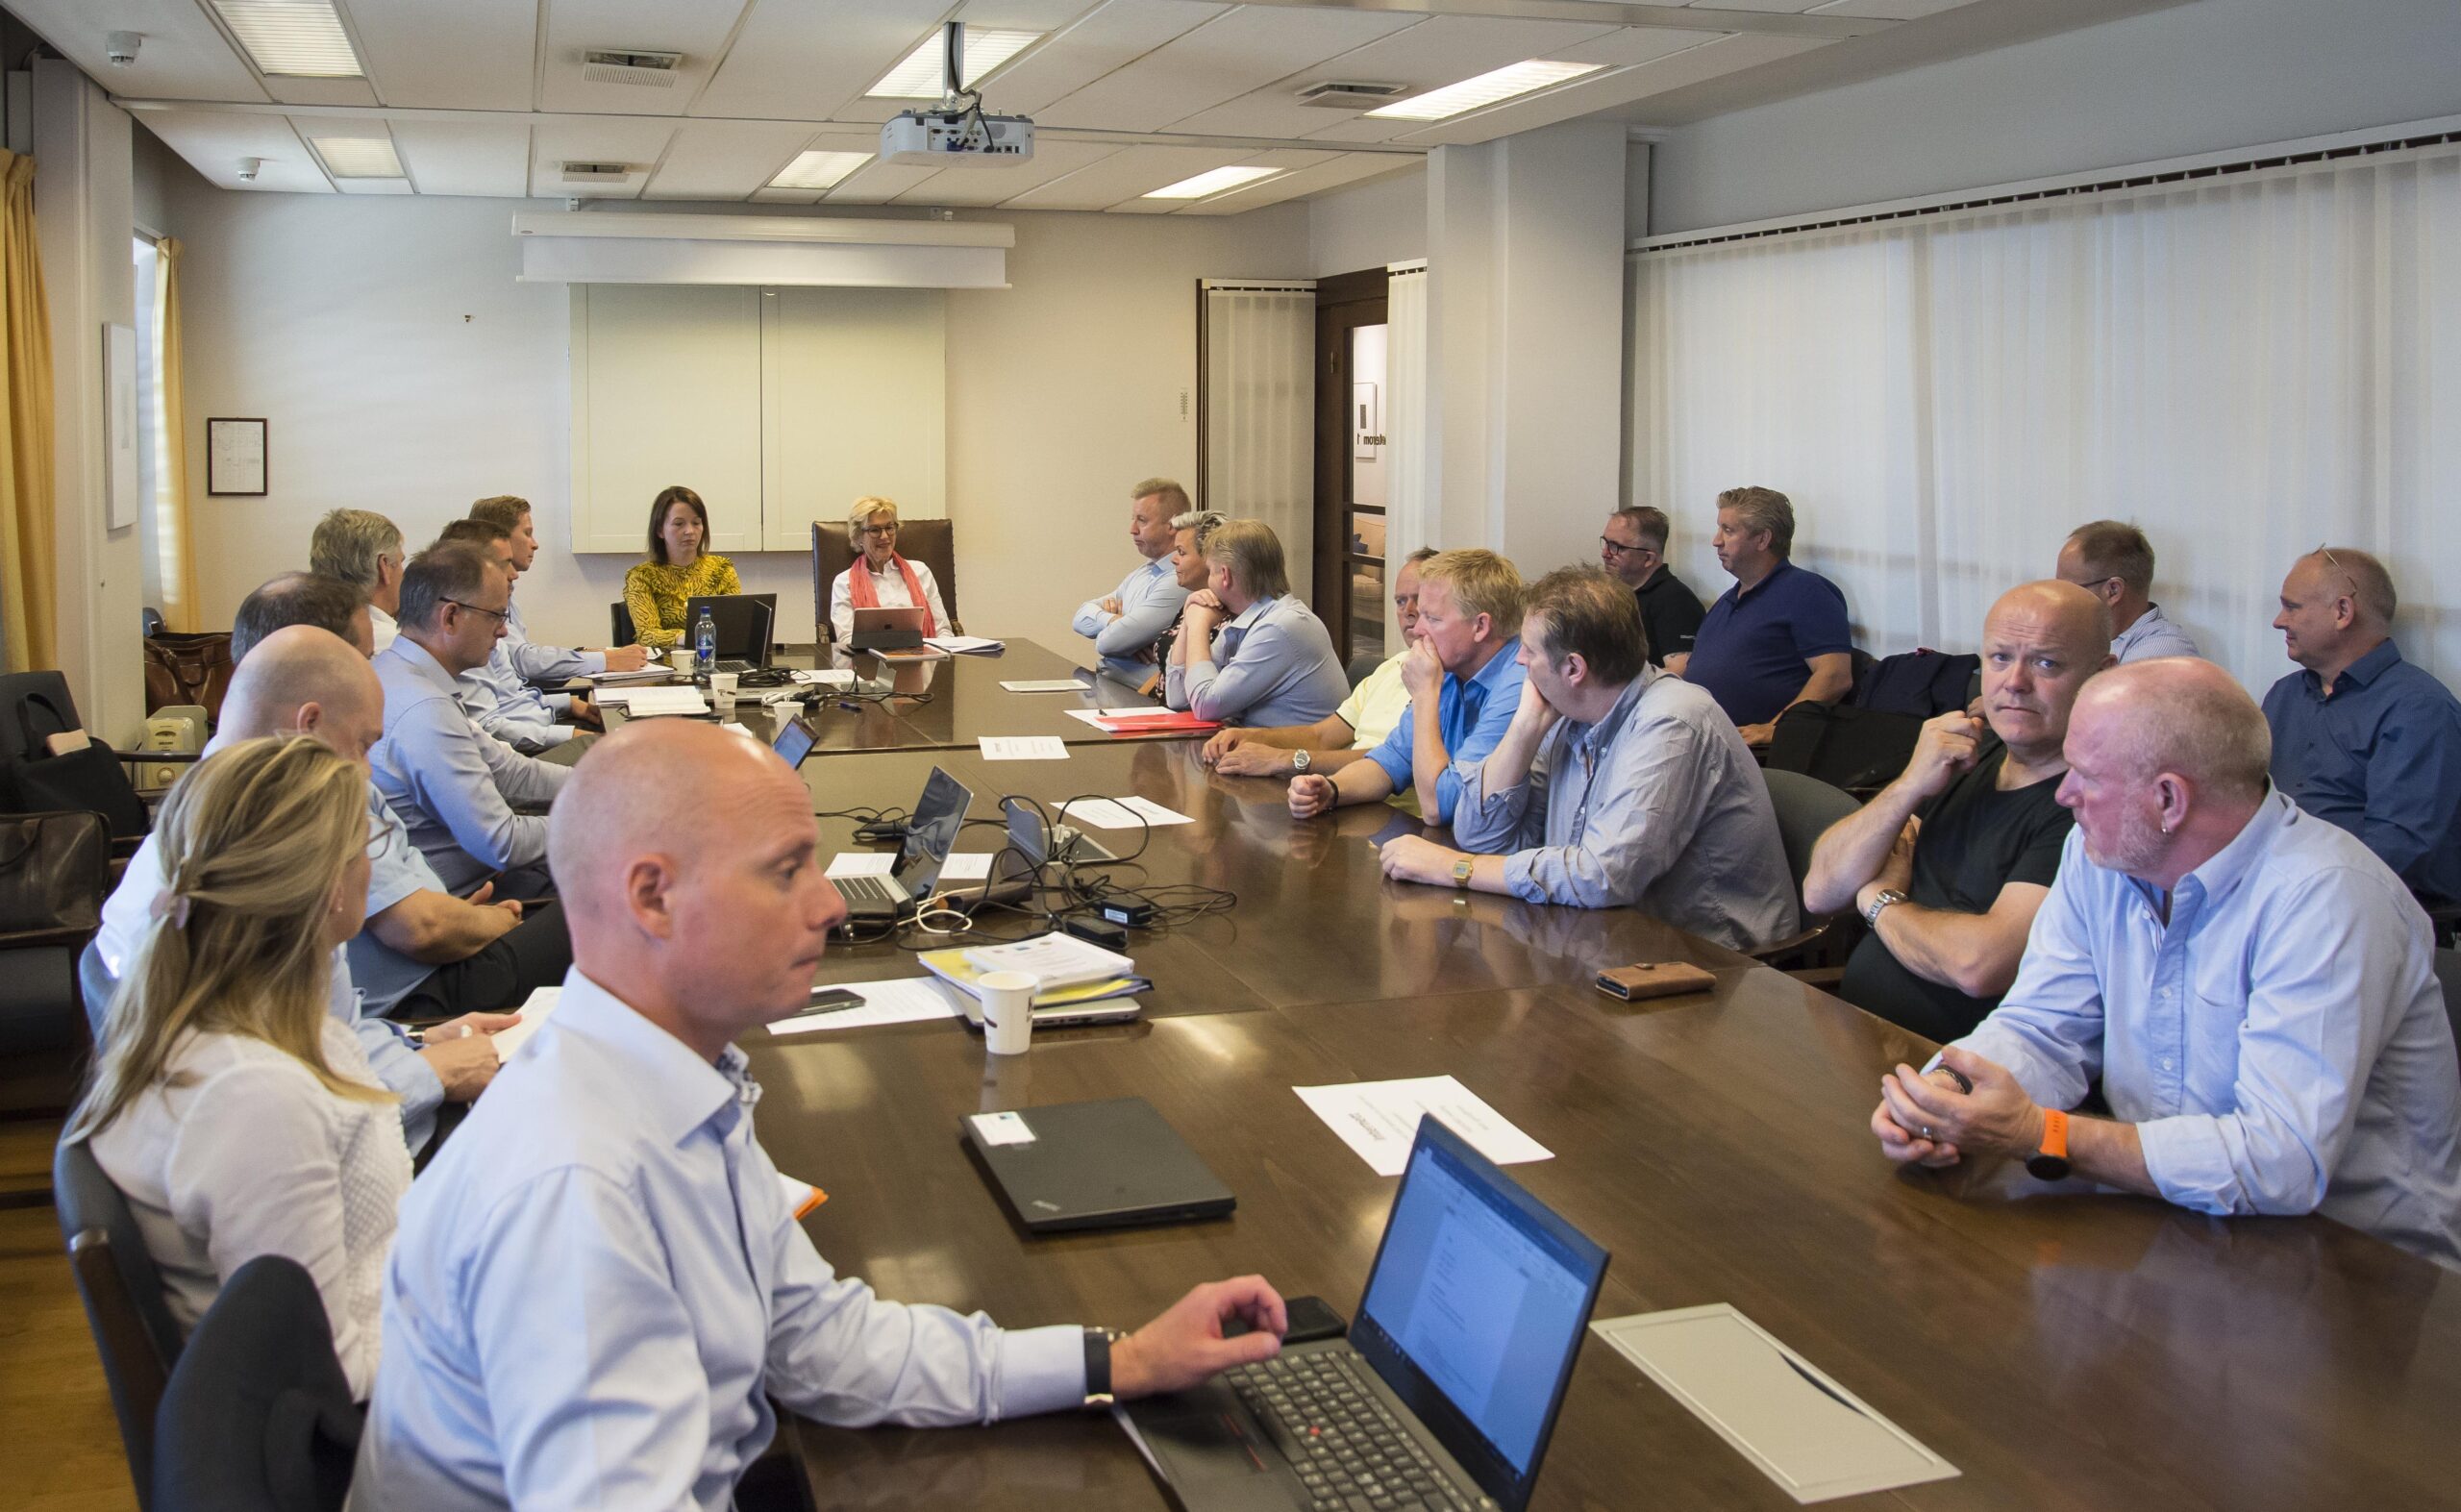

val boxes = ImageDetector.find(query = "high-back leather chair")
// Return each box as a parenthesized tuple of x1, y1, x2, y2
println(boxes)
(55, 1137, 186, 1509)
(153, 1254, 359, 1512)
(811, 518, 960, 645)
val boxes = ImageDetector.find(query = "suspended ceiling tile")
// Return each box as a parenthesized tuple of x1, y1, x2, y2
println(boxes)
(1688, 0, 1827, 11)
(1557, 26, 1731, 66)
(346, 0, 539, 110)
(335, 176, 415, 194)
(823, 161, 950, 204)
(1115, 142, 1340, 211)
(1005, 142, 1247, 209)
(387, 118, 533, 197)
(1168, 14, 1620, 140)
(1171, 149, 1418, 214)
(536, 0, 745, 115)
(693, 0, 950, 122)
(131, 108, 329, 192)
(261, 76, 382, 108)
(957, 0, 1112, 32)
(890, 140, 1124, 207)
(1809, 0, 1978, 16)
(979, 0, 1230, 116)
(1396, 30, 1830, 144)
(750, 187, 823, 205)
(642, 119, 827, 200)
(5, 0, 271, 102)
(529, 118, 681, 198)
(1034, 6, 1420, 134)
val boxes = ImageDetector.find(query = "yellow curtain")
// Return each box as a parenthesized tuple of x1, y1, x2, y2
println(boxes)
(152, 237, 201, 630)
(0, 150, 57, 673)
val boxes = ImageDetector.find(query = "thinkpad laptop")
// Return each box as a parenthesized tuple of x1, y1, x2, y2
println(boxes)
(1126, 1116, 1609, 1512)
(961, 1097, 1233, 1234)
(684, 593, 776, 674)
(833, 766, 969, 928)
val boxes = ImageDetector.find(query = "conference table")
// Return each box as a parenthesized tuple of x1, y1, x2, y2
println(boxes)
(607, 641, 2461, 1509)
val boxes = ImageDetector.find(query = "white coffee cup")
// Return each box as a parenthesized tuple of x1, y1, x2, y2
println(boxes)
(708, 670, 738, 713)
(668, 648, 693, 672)
(979, 970, 1037, 1055)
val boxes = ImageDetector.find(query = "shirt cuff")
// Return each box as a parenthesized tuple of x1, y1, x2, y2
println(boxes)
(995, 1324, 1090, 1421)
(1500, 850, 1545, 904)
(580, 650, 608, 675)
(1365, 744, 1410, 793)
(2133, 1116, 2246, 1216)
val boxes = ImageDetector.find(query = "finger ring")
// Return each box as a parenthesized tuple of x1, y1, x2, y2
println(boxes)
(1921, 1124, 1934, 1141)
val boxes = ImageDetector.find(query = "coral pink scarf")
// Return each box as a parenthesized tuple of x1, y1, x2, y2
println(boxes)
(848, 553, 936, 636)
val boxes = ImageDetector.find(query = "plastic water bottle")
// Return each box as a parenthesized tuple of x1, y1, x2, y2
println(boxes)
(694, 607, 716, 675)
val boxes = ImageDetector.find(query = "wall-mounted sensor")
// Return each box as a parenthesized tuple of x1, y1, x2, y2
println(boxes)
(106, 32, 142, 67)
(236, 157, 262, 182)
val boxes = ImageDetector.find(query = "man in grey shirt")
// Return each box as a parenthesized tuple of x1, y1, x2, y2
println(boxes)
(1378, 566, 1797, 954)
(1166, 518, 1348, 728)
(373, 542, 570, 898)
(2058, 520, 2200, 663)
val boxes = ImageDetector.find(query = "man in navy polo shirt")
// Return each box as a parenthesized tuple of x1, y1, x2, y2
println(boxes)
(2263, 546, 2461, 906)
(1675, 486, 1854, 744)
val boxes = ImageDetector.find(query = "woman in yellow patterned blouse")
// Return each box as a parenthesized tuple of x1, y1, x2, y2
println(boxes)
(623, 485, 739, 650)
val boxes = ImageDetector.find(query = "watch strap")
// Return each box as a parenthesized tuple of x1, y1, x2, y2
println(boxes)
(1083, 1327, 1120, 1407)
(1863, 888, 1907, 928)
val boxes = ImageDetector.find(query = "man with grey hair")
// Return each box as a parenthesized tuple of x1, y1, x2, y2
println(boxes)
(231, 572, 373, 661)
(2263, 545, 2461, 905)
(311, 508, 409, 654)
(1873, 657, 2461, 1269)
(1678, 485, 1853, 743)
(2057, 520, 2200, 662)
(372, 542, 570, 899)
(1600, 507, 1705, 670)
(1167, 519, 1348, 727)
(1073, 477, 1191, 681)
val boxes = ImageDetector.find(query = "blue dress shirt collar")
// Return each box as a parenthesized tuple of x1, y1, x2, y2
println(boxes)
(550, 970, 749, 1148)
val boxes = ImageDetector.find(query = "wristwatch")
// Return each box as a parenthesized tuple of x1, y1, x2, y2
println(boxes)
(1452, 856, 1476, 889)
(1863, 888, 1908, 928)
(2026, 1108, 2073, 1181)
(1290, 748, 1312, 776)
(1082, 1327, 1123, 1407)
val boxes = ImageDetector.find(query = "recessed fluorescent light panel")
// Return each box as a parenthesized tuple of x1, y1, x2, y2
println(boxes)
(1144, 166, 1282, 201)
(1366, 60, 1604, 122)
(868, 29, 1040, 99)
(311, 136, 403, 180)
(209, 0, 365, 79)
(769, 151, 873, 191)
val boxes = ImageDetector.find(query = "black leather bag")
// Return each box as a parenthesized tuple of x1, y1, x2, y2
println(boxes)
(0, 809, 110, 934)
(4, 687, 148, 840)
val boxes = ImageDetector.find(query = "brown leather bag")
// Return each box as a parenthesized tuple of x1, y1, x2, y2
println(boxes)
(143, 632, 234, 722)
(0, 809, 110, 934)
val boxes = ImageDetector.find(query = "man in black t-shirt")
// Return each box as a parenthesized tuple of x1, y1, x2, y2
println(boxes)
(1802, 582, 2114, 1042)
(1600, 507, 1706, 670)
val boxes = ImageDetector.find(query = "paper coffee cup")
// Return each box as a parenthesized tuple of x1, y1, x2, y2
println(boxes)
(668, 648, 693, 671)
(709, 671, 739, 697)
(979, 971, 1037, 1055)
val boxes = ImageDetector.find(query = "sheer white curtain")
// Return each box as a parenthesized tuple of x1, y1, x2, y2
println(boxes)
(1630, 143, 2461, 695)
(1383, 260, 1429, 644)
(1202, 281, 1316, 597)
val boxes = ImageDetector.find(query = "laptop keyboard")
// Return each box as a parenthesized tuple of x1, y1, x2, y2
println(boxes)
(833, 874, 903, 909)
(712, 658, 756, 674)
(1227, 1353, 1494, 1512)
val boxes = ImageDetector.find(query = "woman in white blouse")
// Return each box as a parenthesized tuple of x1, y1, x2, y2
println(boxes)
(829, 495, 951, 644)
(66, 736, 410, 1400)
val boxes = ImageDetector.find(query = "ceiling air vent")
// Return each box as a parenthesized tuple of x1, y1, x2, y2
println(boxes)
(582, 49, 683, 87)
(1294, 80, 1408, 109)
(560, 161, 633, 183)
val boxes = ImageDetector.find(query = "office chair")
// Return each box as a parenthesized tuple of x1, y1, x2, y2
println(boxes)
(153, 1254, 359, 1512)
(56, 1137, 186, 1510)
(1753, 768, 1864, 983)
(810, 518, 960, 644)
(611, 600, 637, 647)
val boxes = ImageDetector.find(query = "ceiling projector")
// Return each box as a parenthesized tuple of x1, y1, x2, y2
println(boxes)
(880, 21, 1035, 167)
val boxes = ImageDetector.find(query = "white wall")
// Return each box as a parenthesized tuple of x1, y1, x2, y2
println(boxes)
(1307, 167, 1425, 276)
(162, 170, 1309, 657)
(1650, 0, 2461, 235)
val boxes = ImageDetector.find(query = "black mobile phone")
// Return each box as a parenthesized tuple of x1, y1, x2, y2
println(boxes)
(791, 988, 865, 1018)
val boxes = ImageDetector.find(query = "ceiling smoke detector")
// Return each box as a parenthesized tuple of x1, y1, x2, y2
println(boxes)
(581, 49, 682, 87)
(1294, 80, 1408, 109)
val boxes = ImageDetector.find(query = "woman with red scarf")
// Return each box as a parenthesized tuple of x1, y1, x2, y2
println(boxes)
(829, 496, 952, 645)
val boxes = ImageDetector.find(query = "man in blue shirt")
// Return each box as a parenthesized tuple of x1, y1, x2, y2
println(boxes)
(1167, 519, 1348, 728)
(1289, 549, 1527, 826)
(1673, 486, 1853, 743)
(1872, 659, 2461, 1269)
(2057, 520, 2200, 663)
(2262, 546, 2461, 906)
(1073, 478, 1192, 681)
(359, 720, 1289, 1510)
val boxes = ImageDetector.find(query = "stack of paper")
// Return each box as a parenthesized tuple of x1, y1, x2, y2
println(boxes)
(926, 634, 1006, 655)
(920, 934, 1149, 1007)
(596, 685, 708, 716)
(1059, 707, 1221, 735)
(489, 985, 561, 1062)
(962, 931, 1136, 987)
(592, 667, 674, 685)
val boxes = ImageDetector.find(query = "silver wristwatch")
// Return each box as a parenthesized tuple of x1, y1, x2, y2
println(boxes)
(1290, 748, 1312, 776)
(1863, 888, 1908, 928)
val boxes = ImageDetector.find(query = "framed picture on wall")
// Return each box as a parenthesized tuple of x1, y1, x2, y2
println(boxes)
(207, 416, 266, 496)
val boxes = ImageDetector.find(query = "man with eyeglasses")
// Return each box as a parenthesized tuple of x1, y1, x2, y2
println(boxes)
(1600, 507, 1705, 672)
(2263, 545, 2461, 907)
(2056, 520, 2200, 663)
(373, 542, 571, 901)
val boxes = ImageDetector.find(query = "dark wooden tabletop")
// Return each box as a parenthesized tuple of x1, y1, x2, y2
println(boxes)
(747, 735, 2461, 1511)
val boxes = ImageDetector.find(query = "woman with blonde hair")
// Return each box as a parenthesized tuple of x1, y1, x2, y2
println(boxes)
(66, 736, 409, 1400)
(829, 496, 951, 644)
(623, 484, 740, 649)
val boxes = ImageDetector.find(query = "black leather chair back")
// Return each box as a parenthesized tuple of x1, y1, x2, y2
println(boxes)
(811, 518, 960, 642)
(55, 1137, 186, 1509)
(153, 1254, 359, 1512)
(611, 600, 637, 647)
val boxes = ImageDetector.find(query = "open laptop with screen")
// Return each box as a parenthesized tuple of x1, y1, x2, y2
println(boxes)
(1126, 1116, 1608, 1512)
(683, 593, 776, 674)
(833, 766, 969, 928)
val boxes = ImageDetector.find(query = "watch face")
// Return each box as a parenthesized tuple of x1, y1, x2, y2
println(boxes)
(2026, 1153, 2073, 1181)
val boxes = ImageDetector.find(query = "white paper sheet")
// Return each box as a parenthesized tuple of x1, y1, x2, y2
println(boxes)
(1056, 795, 1194, 830)
(791, 668, 858, 689)
(766, 977, 962, 1035)
(937, 853, 995, 881)
(927, 635, 1006, 654)
(980, 736, 1069, 760)
(826, 852, 897, 879)
(489, 986, 560, 1063)
(1293, 1076, 1554, 1177)
(1000, 680, 1086, 693)
(600, 685, 708, 716)
(1060, 706, 1165, 728)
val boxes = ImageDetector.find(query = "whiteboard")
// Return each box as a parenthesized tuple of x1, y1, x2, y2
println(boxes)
(569, 285, 763, 555)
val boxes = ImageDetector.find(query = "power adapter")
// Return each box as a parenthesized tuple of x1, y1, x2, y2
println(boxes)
(1096, 899, 1156, 929)
(1060, 914, 1130, 952)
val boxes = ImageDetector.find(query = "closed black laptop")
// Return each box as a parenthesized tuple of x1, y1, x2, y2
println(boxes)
(961, 1097, 1233, 1234)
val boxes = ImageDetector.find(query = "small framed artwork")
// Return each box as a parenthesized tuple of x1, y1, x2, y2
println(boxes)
(207, 416, 267, 496)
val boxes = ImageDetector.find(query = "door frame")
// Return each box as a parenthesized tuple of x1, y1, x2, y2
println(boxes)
(1311, 267, 1388, 654)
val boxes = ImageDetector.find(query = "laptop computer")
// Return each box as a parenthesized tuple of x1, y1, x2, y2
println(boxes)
(684, 593, 776, 674)
(833, 766, 970, 928)
(961, 1097, 1233, 1234)
(1002, 795, 1117, 866)
(1127, 1116, 1609, 1512)
(850, 605, 929, 652)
